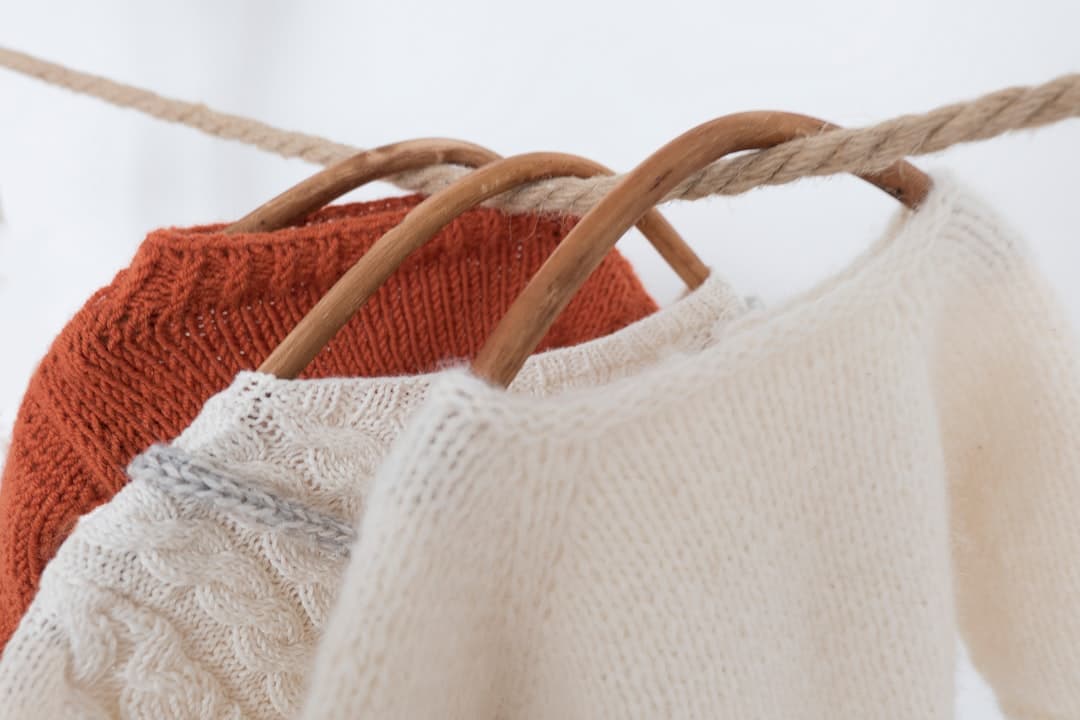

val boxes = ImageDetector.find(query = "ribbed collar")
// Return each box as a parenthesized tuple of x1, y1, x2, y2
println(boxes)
(169, 271, 747, 518)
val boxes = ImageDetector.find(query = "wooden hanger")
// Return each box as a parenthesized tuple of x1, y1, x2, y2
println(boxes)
(258, 152, 710, 379)
(226, 138, 502, 233)
(472, 111, 931, 387)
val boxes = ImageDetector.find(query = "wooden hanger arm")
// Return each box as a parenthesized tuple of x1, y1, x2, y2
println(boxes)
(258, 151, 706, 379)
(226, 139, 501, 234)
(473, 111, 930, 387)
(636, 211, 709, 288)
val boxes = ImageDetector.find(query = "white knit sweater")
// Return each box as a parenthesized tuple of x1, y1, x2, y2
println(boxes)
(0, 268, 745, 719)
(299, 177, 1080, 719)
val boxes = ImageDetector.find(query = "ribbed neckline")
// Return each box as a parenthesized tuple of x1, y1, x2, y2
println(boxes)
(86, 195, 424, 319)
(430, 173, 1014, 439)
(175, 268, 748, 451)
(93, 193, 599, 331)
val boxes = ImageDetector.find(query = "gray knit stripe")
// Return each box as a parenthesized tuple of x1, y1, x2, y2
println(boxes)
(128, 444, 356, 553)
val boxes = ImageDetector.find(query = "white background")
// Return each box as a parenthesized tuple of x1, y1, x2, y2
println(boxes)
(1, 2, 1078, 716)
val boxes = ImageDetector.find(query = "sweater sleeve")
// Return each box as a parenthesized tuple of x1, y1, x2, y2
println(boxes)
(299, 383, 537, 720)
(938, 232, 1080, 718)
(0, 389, 111, 650)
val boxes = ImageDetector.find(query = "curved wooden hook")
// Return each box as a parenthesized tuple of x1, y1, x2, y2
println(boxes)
(226, 138, 501, 233)
(473, 111, 931, 386)
(258, 151, 710, 379)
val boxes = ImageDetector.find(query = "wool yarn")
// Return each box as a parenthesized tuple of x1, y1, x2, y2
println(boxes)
(0, 194, 659, 648)
(0, 274, 746, 719)
(298, 176, 1080, 719)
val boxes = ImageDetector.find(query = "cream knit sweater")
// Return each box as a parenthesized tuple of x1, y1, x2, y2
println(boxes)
(299, 177, 1080, 719)
(0, 270, 745, 719)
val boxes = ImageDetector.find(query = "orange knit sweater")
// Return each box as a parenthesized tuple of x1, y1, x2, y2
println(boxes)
(0, 194, 658, 648)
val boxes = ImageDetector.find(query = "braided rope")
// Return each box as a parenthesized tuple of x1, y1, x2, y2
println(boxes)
(2, 45, 1078, 214)
(0, 47, 356, 167)
(128, 444, 356, 552)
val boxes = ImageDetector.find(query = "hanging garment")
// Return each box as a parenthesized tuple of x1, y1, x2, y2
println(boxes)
(297, 176, 1080, 720)
(0, 274, 746, 720)
(0, 194, 660, 649)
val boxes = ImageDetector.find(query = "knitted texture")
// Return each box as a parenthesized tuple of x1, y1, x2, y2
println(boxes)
(300, 177, 1080, 720)
(130, 445, 357, 552)
(0, 274, 745, 720)
(0, 194, 660, 649)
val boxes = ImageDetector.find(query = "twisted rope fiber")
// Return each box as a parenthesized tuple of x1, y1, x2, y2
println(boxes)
(2, 45, 1079, 214)
(128, 444, 356, 552)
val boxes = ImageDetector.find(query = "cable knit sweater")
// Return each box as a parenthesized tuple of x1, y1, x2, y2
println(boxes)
(0, 273, 745, 720)
(298, 176, 1080, 719)
(0, 194, 660, 648)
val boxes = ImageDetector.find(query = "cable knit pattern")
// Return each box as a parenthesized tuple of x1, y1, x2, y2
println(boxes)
(0, 194, 661, 649)
(0, 274, 746, 720)
(300, 176, 1080, 720)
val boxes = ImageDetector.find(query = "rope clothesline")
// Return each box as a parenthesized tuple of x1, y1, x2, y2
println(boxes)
(1, 45, 1078, 215)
